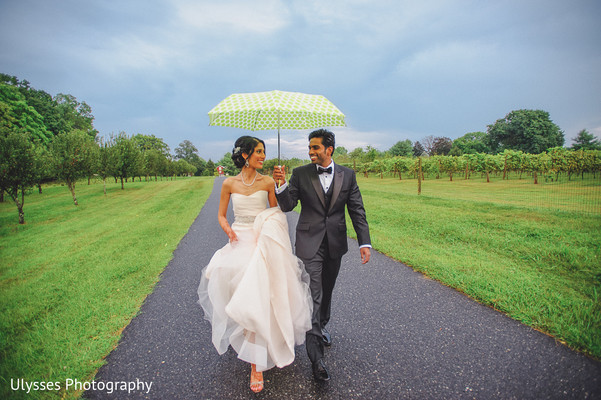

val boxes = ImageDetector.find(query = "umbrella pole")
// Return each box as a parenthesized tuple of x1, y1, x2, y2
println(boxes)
(277, 110, 281, 164)
(275, 128, 282, 187)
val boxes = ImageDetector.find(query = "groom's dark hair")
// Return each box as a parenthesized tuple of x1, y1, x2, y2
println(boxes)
(309, 129, 335, 151)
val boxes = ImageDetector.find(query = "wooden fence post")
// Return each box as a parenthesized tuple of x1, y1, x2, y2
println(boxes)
(418, 157, 422, 195)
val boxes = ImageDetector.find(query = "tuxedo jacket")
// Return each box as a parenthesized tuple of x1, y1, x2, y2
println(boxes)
(276, 163, 371, 260)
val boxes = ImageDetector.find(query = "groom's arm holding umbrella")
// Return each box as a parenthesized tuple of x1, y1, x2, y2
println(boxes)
(273, 165, 297, 212)
(273, 164, 371, 264)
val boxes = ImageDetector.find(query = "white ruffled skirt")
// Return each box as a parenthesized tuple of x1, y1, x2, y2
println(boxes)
(198, 207, 312, 372)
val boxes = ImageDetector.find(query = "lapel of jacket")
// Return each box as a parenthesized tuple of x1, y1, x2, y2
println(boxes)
(329, 167, 344, 213)
(309, 167, 327, 209)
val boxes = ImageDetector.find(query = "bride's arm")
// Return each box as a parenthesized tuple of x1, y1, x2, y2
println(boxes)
(266, 176, 278, 208)
(218, 179, 237, 242)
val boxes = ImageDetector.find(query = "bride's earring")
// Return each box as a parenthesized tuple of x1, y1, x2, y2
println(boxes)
(245, 158, 249, 168)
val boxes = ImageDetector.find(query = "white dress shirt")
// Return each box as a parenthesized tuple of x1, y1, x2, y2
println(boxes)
(317, 161, 334, 192)
(275, 162, 334, 194)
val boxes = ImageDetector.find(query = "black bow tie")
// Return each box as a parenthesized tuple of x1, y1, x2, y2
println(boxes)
(317, 166, 332, 175)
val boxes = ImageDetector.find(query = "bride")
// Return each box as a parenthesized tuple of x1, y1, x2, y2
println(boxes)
(198, 136, 312, 393)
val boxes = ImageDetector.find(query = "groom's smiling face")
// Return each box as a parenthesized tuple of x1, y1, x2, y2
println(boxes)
(308, 137, 333, 167)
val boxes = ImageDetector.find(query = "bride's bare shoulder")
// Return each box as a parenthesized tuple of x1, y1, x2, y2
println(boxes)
(257, 173, 275, 187)
(222, 176, 239, 190)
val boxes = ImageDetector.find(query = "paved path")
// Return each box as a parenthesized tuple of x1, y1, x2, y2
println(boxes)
(86, 178, 601, 399)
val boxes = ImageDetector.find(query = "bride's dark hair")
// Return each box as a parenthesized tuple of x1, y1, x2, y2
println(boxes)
(231, 136, 265, 169)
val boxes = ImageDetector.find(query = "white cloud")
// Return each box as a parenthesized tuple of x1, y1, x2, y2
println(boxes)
(394, 40, 503, 81)
(93, 35, 181, 72)
(263, 127, 404, 159)
(175, 0, 290, 34)
(2, 0, 599, 159)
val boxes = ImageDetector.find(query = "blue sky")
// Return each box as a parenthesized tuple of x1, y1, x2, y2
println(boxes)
(1, 0, 600, 160)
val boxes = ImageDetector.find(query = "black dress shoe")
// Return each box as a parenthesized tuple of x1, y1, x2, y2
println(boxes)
(321, 328, 332, 347)
(312, 359, 331, 382)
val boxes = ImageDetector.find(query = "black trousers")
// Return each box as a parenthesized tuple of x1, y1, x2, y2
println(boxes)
(301, 235, 342, 363)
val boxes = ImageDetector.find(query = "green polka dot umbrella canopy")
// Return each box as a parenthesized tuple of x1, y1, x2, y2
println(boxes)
(208, 90, 346, 131)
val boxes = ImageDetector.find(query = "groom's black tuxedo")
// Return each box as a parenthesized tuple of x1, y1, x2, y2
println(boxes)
(277, 163, 371, 259)
(276, 162, 371, 363)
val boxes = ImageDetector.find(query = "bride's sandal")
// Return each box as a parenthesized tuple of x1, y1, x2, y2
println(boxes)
(250, 364, 264, 393)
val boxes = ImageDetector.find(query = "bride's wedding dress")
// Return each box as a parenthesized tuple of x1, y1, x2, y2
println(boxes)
(198, 190, 312, 372)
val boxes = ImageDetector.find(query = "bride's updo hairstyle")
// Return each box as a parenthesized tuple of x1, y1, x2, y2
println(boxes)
(231, 136, 266, 169)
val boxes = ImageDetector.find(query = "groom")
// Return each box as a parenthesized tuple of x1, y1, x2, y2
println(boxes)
(273, 129, 371, 382)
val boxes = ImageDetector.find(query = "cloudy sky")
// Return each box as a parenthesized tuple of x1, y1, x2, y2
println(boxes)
(1, 0, 600, 160)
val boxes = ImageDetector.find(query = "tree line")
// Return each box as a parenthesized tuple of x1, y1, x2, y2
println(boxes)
(335, 148, 601, 184)
(0, 74, 214, 224)
(3, 73, 600, 223)
(327, 109, 601, 184)
(332, 109, 599, 164)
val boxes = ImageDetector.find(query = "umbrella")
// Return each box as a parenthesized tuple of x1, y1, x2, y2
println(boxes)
(208, 90, 346, 162)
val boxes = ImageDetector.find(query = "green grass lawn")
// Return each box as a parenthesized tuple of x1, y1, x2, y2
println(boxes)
(350, 175, 601, 359)
(1, 172, 599, 398)
(0, 177, 213, 399)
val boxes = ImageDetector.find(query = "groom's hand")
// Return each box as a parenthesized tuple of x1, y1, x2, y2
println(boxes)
(273, 165, 286, 187)
(360, 247, 371, 264)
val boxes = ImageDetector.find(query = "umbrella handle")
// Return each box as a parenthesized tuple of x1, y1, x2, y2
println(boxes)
(274, 165, 285, 188)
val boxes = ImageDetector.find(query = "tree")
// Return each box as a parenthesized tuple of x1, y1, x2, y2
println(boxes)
(388, 139, 413, 157)
(14, 78, 62, 137)
(413, 141, 425, 157)
(51, 130, 97, 205)
(132, 133, 171, 156)
(174, 139, 206, 176)
(112, 133, 143, 189)
(438, 155, 461, 180)
(98, 137, 117, 195)
(348, 147, 365, 169)
(173, 159, 196, 177)
(33, 145, 54, 193)
(83, 141, 100, 184)
(472, 153, 501, 183)
(421, 135, 436, 155)
(393, 157, 413, 180)
(192, 157, 206, 176)
(334, 146, 348, 157)
(217, 152, 237, 176)
(431, 137, 453, 155)
(0, 131, 39, 223)
(571, 129, 601, 151)
(364, 145, 379, 162)
(144, 148, 166, 181)
(174, 140, 199, 161)
(263, 157, 305, 177)
(487, 109, 564, 154)
(204, 159, 215, 176)
(450, 132, 490, 155)
(54, 93, 97, 138)
(129, 134, 171, 181)
(0, 83, 52, 144)
(2, 73, 98, 140)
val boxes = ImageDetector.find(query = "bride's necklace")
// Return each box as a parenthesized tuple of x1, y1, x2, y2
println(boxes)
(241, 170, 258, 187)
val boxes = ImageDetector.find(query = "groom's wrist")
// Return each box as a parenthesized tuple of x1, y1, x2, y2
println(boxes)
(275, 181, 288, 194)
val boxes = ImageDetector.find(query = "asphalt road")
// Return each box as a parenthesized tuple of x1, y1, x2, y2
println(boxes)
(85, 177, 601, 399)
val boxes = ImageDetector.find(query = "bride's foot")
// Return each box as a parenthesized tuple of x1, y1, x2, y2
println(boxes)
(250, 364, 264, 393)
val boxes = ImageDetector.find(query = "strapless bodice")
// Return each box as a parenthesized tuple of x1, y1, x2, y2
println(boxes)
(231, 190, 269, 225)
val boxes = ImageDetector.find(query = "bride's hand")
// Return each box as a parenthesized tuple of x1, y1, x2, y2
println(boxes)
(226, 228, 238, 243)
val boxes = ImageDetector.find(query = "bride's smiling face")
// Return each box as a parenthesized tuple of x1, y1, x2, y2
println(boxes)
(246, 142, 266, 169)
